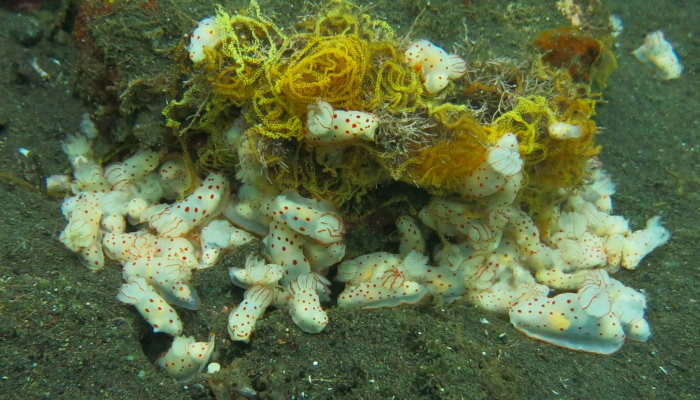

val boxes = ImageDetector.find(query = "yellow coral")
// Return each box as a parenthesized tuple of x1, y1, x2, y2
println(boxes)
(249, 86, 303, 139)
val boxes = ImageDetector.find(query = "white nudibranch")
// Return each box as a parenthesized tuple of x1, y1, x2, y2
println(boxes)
(187, 17, 222, 63)
(548, 121, 583, 140)
(156, 334, 216, 381)
(140, 172, 230, 237)
(633, 30, 682, 80)
(486, 132, 523, 176)
(287, 273, 329, 333)
(305, 100, 378, 143)
(403, 39, 467, 94)
(116, 277, 183, 335)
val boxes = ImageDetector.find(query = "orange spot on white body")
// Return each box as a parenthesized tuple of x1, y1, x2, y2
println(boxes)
(461, 132, 523, 200)
(227, 256, 284, 342)
(228, 286, 276, 342)
(306, 100, 378, 143)
(336, 252, 402, 285)
(396, 215, 425, 257)
(102, 231, 155, 263)
(263, 221, 311, 281)
(200, 219, 256, 268)
(70, 160, 111, 193)
(103, 150, 163, 192)
(116, 277, 183, 335)
(59, 192, 105, 270)
(287, 273, 329, 333)
(509, 292, 626, 354)
(141, 172, 230, 237)
(337, 251, 429, 310)
(303, 240, 346, 274)
(187, 17, 221, 63)
(423, 263, 466, 303)
(509, 268, 649, 354)
(262, 191, 345, 245)
(156, 334, 215, 381)
(158, 158, 187, 201)
(122, 256, 199, 310)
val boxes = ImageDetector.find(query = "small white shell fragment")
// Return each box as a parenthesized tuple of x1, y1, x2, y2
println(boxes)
(206, 362, 221, 374)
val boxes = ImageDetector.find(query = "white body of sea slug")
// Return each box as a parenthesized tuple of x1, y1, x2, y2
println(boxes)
(633, 31, 682, 80)
(187, 17, 221, 63)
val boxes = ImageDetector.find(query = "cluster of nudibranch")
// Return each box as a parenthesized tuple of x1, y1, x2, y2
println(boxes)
(51, 106, 668, 380)
(49, 6, 671, 381)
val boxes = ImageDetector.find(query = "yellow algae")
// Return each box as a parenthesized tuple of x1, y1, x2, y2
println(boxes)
(403, 105, 490, 193)
(491, 92, 600, 220)
(267, 142, 391, 217)
(491, 95, 553, 166)
(280, 34, 370, 110)
(164, 0, 607, 223)
(366, 57, 424, 113)
(168, 0, 441, 202)
(214, 2, 286, 78)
